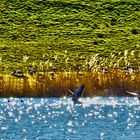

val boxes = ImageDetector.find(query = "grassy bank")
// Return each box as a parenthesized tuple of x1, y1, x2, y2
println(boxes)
(0, 70, 140, 97)
(0, 0, 140, 72)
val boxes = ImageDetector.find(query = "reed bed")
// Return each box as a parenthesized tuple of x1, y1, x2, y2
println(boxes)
(0, 50, 140, 97)
(0, 69, 140, 97)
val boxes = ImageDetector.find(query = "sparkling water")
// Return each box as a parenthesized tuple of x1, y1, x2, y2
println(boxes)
(0, 97, 139, 140)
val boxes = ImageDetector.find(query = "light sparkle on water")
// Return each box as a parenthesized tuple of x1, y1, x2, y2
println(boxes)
(0, 97, 139, 140)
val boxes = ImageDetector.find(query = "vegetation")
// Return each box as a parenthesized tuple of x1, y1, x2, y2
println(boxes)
(0, 69, 140, 97)
(0, 0, 140, 97)
(0, 0, 140, 72)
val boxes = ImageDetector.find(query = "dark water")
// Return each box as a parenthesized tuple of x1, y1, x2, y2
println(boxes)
(0, 97, 139, 140)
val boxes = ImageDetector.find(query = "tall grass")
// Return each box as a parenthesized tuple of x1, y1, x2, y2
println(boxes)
(0, 69, 140, 97)
(0, 50, 140, 97)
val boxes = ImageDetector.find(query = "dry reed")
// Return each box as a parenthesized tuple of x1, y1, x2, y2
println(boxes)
(0, 69, 140, 97)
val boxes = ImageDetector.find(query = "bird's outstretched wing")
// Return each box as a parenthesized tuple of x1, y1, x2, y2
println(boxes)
(68, 89, 79, 104)
(76, 84, 85, 97)
(68, 84, 85, 104)
(68, 89, 76, 97)
(126, 91, 140, 97)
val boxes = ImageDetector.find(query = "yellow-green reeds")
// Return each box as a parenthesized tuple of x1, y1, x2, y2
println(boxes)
(0, 69, 140, 97)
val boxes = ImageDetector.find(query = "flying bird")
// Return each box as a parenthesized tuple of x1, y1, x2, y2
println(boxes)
(68, 84, 85, 104)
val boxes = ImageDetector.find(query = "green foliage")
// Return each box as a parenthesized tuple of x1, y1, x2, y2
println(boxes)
(0, 0, 140, 72)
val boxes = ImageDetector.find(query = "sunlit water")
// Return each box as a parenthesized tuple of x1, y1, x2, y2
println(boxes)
(0, 97, 139, 140)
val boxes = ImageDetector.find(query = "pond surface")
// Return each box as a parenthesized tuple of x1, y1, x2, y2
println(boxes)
(0, 97, 139, 140)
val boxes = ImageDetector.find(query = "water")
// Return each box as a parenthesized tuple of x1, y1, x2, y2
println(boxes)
(0, 97, 139, 140)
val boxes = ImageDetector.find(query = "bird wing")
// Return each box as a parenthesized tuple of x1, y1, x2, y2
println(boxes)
(76, 85, 85, 97)
(68, 89, 76, 97)
(126, 91, 140, 97)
